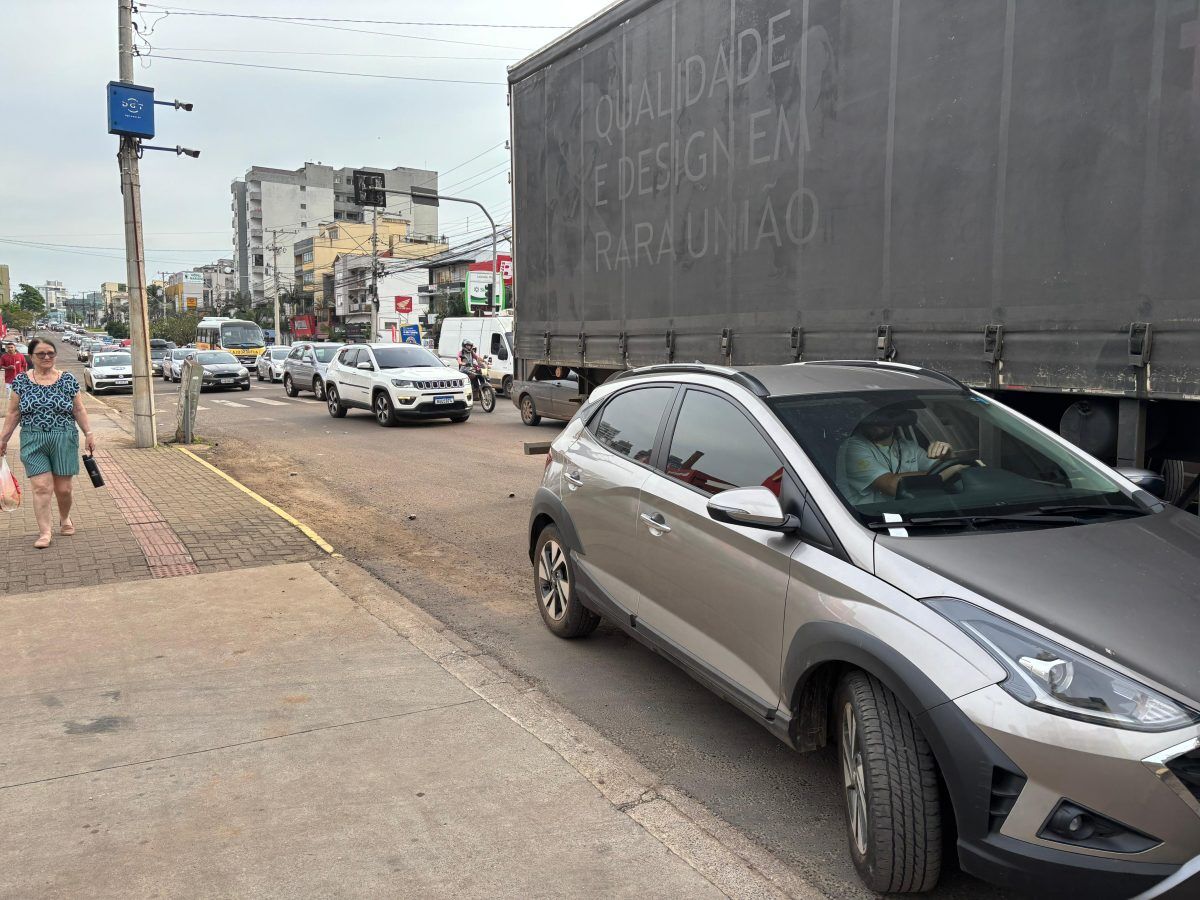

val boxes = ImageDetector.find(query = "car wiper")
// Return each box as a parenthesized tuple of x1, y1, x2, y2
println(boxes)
(1033, 504, 1146, 518)
(868, 513, 1084, 531)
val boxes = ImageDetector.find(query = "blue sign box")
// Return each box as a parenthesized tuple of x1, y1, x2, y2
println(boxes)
(107, 81, 155, 139)
(400, 325, 421, 345)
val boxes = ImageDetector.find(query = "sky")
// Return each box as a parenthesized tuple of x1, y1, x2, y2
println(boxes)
(0, 0, 606, 297)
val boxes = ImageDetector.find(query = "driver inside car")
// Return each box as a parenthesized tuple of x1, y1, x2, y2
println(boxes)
(839, 404, 966, 502)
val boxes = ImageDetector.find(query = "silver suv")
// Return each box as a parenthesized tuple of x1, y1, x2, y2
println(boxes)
(528, 362, 1200, 898)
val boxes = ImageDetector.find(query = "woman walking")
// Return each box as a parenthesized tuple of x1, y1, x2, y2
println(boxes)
(0, 337, 96, 548)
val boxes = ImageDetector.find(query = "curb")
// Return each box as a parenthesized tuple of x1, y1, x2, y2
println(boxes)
(173, 445, 341, 557)
(316, 558, 832, 900)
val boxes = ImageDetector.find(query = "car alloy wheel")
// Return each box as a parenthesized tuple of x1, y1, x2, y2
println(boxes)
(538, 538, 570, 621)
(520, 395, 541, 426)
(284, 374, 298, 397)
(841, 702, 869, 857)
(374, 392, 396, 426)
(326, 385, 346, 418)
(313, 377, 325, 400)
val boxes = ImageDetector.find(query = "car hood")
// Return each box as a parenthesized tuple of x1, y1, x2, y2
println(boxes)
(202, 364, 244, 374)
(383, 366, 463, 382)
(92, 366, 132, 375)
(875, 508, 1200, 705)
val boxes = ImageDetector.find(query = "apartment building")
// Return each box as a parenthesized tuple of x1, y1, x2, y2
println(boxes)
(230, 162, 440, 306)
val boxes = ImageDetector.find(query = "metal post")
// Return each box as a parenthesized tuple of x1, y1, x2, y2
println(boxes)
(118, 0, 156, 448)
(370, 208, 379, 340)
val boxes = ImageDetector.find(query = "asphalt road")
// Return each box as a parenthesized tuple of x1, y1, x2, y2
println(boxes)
(73, 350, 1017, 900)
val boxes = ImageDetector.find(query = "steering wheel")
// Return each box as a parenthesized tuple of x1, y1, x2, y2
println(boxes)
(927, 448, 981, 478)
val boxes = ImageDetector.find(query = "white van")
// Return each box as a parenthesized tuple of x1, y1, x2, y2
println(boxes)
(436, 315, 515, 395)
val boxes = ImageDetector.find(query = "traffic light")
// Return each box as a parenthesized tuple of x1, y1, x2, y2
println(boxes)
(353, 170, 387, 207)
(484, 283, 494, 305)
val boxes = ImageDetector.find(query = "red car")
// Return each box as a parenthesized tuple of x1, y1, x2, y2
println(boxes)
(119, 339, 131, 347)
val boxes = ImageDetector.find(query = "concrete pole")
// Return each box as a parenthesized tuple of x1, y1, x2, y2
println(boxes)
(370, 209, 379, 339)
(271, 238, 281, 344)
(118, 0, 156, 448)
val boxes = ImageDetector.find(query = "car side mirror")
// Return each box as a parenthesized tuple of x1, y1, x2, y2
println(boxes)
(1115, 466, 1167, 500)
(356, 361, 374, 371)
(707, 487, 798, 531)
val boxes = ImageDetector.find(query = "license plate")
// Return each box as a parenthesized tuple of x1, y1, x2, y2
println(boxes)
(114, 379, 130, 385)
(221, 377, 234, 383)
(434, 395, 454, 405)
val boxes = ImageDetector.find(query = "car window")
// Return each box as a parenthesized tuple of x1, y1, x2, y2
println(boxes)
(665, 390, 785, 497)
(591, 387, 674, 464)
(313, 346, 339, 363)
(288, 347, 303, 360)
(196, 351, 238, 365)
(341, 347, 361, 367)
(93, 354, 132, 367)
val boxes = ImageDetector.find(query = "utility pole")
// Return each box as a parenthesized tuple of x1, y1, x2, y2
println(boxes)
(266, 228, 294, 345)
(118, 0, 156, 448)
(370, 208, 379, 340)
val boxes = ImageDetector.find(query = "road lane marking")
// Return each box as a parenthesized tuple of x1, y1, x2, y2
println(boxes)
(209, 399, 248, 408)
(245, 397, 288, 406)
(173, 446, 340, 557)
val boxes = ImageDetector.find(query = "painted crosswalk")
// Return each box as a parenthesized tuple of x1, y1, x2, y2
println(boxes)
(244, 397, 288, 406)
(209, 399, 248, 408)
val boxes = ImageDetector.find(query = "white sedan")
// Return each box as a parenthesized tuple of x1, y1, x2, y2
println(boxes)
(256, 346, 291, 382)
(84, 351, 134, 394)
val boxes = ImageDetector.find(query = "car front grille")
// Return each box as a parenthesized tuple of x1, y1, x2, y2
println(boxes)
(413, 379, 461, 390)
(1166, 747, 1200, 804)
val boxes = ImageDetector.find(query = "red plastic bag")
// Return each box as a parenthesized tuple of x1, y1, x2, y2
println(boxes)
(0, 457, 21, 511)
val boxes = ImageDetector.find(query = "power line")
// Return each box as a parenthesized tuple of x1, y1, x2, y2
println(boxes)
(138, 5, 538, 50)
(141, 7, 567, 29)
(154, 46, 518, 61)
(149, 54, 506, 85)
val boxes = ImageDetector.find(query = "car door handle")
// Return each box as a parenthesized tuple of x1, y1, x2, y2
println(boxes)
(639, 512, 671, 534)
(565, 471, 583, 489)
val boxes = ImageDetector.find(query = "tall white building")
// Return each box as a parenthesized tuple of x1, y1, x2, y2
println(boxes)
(195, 259, 237, 310)
(230, 162, 439, 306)
(41, 280, 66, 312)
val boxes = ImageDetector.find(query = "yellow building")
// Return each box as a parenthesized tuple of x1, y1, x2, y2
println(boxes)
(293, 218, 446, 332)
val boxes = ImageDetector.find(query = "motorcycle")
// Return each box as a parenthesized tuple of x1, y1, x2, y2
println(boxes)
(462, 357, 496, 413)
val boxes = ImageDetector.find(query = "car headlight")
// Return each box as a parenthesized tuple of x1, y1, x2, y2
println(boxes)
(390, 378, 414, 388)
(927, 598, 1197, 732)
(239, 367, 249, 376)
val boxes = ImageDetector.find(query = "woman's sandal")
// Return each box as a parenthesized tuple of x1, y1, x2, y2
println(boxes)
(34, 534, 52, 549)
(60, 521, 76, 536)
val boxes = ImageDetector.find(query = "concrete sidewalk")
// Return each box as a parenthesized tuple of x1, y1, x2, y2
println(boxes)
(1, 562, 730, 899)
(1, 392, 827, 899)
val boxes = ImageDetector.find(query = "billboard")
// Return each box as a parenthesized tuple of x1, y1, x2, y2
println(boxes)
(466, 255, 513, 308)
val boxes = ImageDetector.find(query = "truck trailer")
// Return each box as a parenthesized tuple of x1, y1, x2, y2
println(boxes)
(508, 0, 1200, 499)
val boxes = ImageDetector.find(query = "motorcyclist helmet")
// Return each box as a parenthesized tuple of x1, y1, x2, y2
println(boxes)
(462, 340, 475, 351)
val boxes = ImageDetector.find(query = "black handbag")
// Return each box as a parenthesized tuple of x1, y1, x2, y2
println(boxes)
(82, 454, 105, 488)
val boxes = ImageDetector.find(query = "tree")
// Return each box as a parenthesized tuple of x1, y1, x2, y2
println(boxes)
(14, 284, 45, 313)
(105, 319, 130, 339)
(0, 304, 34, 331)
(151, 313, 201, 347)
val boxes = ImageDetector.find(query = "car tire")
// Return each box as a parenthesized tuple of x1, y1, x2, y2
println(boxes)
(240, 383, 250, 391)
(284, 374, 298, 397)
(256, 369, 263, 381)
(520, 394, 542, 426)
(534, 525, 600, 638)
(313, 377, 325, 401)
(835, 671, 942, 894)
(373, 391, 397, 427)
(502, 375, 513, 397)
(450, 414, 470, 423)
(326, 384, 347, 418)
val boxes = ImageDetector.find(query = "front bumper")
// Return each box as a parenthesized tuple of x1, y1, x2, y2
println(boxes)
(923, 685, 1200, 898)
(391, 388, 470, 418)
(91, 377, 134, 392)
(202, 375, 250, 390)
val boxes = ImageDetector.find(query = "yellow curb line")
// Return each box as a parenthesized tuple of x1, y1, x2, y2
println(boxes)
(173, 445, 342, 557)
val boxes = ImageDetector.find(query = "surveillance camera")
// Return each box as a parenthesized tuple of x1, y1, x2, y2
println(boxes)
(177, 146, 201, 159)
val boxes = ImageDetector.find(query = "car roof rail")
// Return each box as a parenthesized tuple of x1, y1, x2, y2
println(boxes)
(612, 363, 770, 398)
(798, 359, 970, 392)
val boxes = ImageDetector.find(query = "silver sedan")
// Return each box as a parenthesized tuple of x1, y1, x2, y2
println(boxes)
(256, 346, 291, 383)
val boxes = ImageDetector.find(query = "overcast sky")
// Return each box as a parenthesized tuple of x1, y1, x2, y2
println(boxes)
(0, 0, 604, 296)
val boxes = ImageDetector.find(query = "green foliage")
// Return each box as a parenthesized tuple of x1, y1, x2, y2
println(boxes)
(151, 313, 201, 347)
(14, 283, 45, 313)
(1, 304, 34, 331)
(105, 319, 130, 340)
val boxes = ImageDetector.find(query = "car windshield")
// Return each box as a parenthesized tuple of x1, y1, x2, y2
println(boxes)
(371, 346, 440, 369)
(94, 354, 131, 367)
(769, 389, 1144, 532)
(197, 351, 238, 365)
(220, 322, 264, 348)
(313, 346, 340, 363)
(270, 348, 290, 359)
(172, 349, 190, 359)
